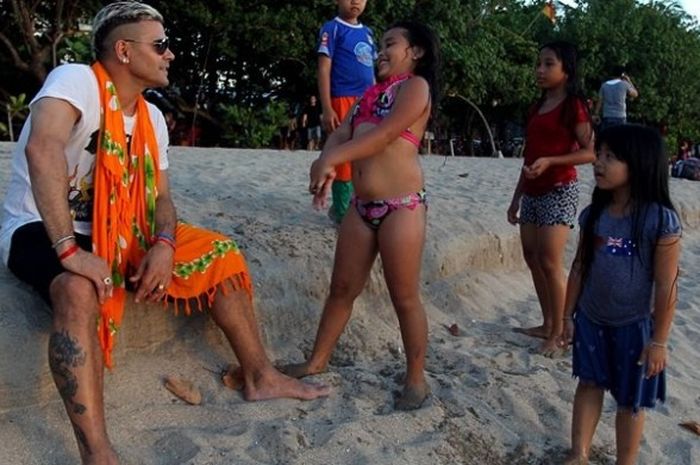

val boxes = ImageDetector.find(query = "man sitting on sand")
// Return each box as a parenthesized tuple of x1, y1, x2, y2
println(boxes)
(0, 3, 328, 464)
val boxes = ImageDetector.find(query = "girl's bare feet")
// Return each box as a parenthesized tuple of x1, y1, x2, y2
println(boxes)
(395, 381, 431, 411)
(513, 324, 551, 339)
(539, 337, 564, 358)
(277, 360, 327, 379)
(84, 449, 119, 465)
(562, 452, 588, 465)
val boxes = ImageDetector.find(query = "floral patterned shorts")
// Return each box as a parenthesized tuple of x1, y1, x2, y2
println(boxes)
(520, 181, 579, 228)
(352, 190, 427, 230)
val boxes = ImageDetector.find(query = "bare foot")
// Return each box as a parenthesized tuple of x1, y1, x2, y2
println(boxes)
(395, 382, 431, 411)
(539, 338, 564, 358)
(513, 325, 550, 339)
(562, 452, 588, 465)
(277, 360, 326, 379)
(221, 364, 244, 390)
(243, 368, 331, 401)
(85, 449, 120, 465)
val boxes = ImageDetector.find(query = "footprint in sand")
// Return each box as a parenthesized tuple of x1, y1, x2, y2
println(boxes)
(492, 350, 533, 376)
(246, 423, 308, 463)
(461, 365, 488, 388)
(437, 390, 468, 418)
(310, 418, 337, 447)
(556, 359, 572, 372)
(154, 432, 200, 464)
(661, 439, 696, 464)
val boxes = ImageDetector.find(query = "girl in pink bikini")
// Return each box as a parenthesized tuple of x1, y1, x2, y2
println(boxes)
(286, 21, 440, 410)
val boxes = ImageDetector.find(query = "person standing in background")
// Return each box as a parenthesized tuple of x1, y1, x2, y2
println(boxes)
(317, 0, 376, 223)
(508, 42, 595, 355)
(594, 68, 638, 130)
(302, 95, 323, 151)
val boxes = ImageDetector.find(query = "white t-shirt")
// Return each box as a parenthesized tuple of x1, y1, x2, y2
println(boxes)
(0, 64, 170, 265)
(600, 78, 635, 119)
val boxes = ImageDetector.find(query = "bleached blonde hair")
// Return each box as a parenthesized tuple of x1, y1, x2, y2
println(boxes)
(92, 2, 163, 59)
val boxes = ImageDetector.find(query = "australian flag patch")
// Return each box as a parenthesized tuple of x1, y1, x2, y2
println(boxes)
(604, 236, 635, 256)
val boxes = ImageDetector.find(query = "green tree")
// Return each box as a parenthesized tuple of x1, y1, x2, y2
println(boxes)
(555, 0, 700, 148)
(3, 93, 28, 141)
(219, 100, 288, 148)
(2, 0, 700, 149)
(0, 0, 99, 85)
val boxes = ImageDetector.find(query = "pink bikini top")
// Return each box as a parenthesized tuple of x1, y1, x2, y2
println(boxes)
(351, 73, 422, 148)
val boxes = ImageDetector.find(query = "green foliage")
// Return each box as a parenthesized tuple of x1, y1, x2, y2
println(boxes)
(4, 93, 29, 141)
(59, 35, 93, 64)
(0, 0, 101, 88)
(6, 94, 28, 115)
(554, 0, 700, 143)
(219, 100, 288, 148)
(2, 0, 700, 147)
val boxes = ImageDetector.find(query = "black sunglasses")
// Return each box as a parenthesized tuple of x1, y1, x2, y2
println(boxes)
(123, 37, 170, 55)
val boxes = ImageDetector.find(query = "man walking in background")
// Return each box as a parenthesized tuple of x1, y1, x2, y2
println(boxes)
(594, 68, 639, 130)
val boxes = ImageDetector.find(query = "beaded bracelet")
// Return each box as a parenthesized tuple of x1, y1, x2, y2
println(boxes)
(58, 244, 79, 261)
(650, 341, 667, 349)
(52, 235, 75, 249)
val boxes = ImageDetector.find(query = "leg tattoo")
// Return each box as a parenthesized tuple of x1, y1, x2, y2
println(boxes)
(48, 330, 88, 415)
(71, 421, 92, 456)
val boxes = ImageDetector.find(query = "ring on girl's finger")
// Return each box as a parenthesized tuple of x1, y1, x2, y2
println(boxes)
(103, 277, 113, 286)
(158, 283, 165, 290)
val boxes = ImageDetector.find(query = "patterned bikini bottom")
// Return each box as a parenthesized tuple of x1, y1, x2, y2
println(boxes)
(352, 190, 427, 230)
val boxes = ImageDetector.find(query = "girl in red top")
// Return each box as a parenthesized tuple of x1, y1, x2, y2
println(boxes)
(508, 41, 595, 355)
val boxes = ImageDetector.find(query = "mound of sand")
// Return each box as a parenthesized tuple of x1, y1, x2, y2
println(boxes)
(0, 142, 698, 464)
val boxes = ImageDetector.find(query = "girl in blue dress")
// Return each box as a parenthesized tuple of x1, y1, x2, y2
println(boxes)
(559, 124, 681, 465)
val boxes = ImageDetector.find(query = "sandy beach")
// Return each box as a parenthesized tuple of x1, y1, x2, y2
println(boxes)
(0, 141, 698, 465)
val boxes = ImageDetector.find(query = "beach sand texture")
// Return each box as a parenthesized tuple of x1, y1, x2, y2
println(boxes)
(0, 142, 698, 464)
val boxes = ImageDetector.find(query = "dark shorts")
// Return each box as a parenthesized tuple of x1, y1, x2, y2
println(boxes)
(7, 221, 92, 305)
(572, 310, 665, 412)
(520, 181, 579, 228)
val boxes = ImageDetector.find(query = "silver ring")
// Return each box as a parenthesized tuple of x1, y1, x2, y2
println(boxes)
(103, 277, 113, 286)
(157, 283, 165, 290)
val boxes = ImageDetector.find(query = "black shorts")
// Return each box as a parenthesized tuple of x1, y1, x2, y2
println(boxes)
(7, 222, 92, 305)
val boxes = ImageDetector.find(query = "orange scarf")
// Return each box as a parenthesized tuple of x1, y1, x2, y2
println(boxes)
(92, 63, 252, 368)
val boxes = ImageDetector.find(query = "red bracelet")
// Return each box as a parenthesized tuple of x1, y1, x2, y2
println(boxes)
(156, 237, 176, 251)
(58, 244, 79, 261)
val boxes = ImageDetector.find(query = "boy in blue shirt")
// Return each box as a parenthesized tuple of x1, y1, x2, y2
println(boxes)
(317, 0, 376, 223)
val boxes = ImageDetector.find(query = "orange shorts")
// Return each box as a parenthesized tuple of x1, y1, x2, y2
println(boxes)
(331, 96, 359, 181)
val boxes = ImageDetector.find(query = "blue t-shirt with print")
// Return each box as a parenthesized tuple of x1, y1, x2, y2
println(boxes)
(576, 203, 681, 326)
(317, 17, 376, 98)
